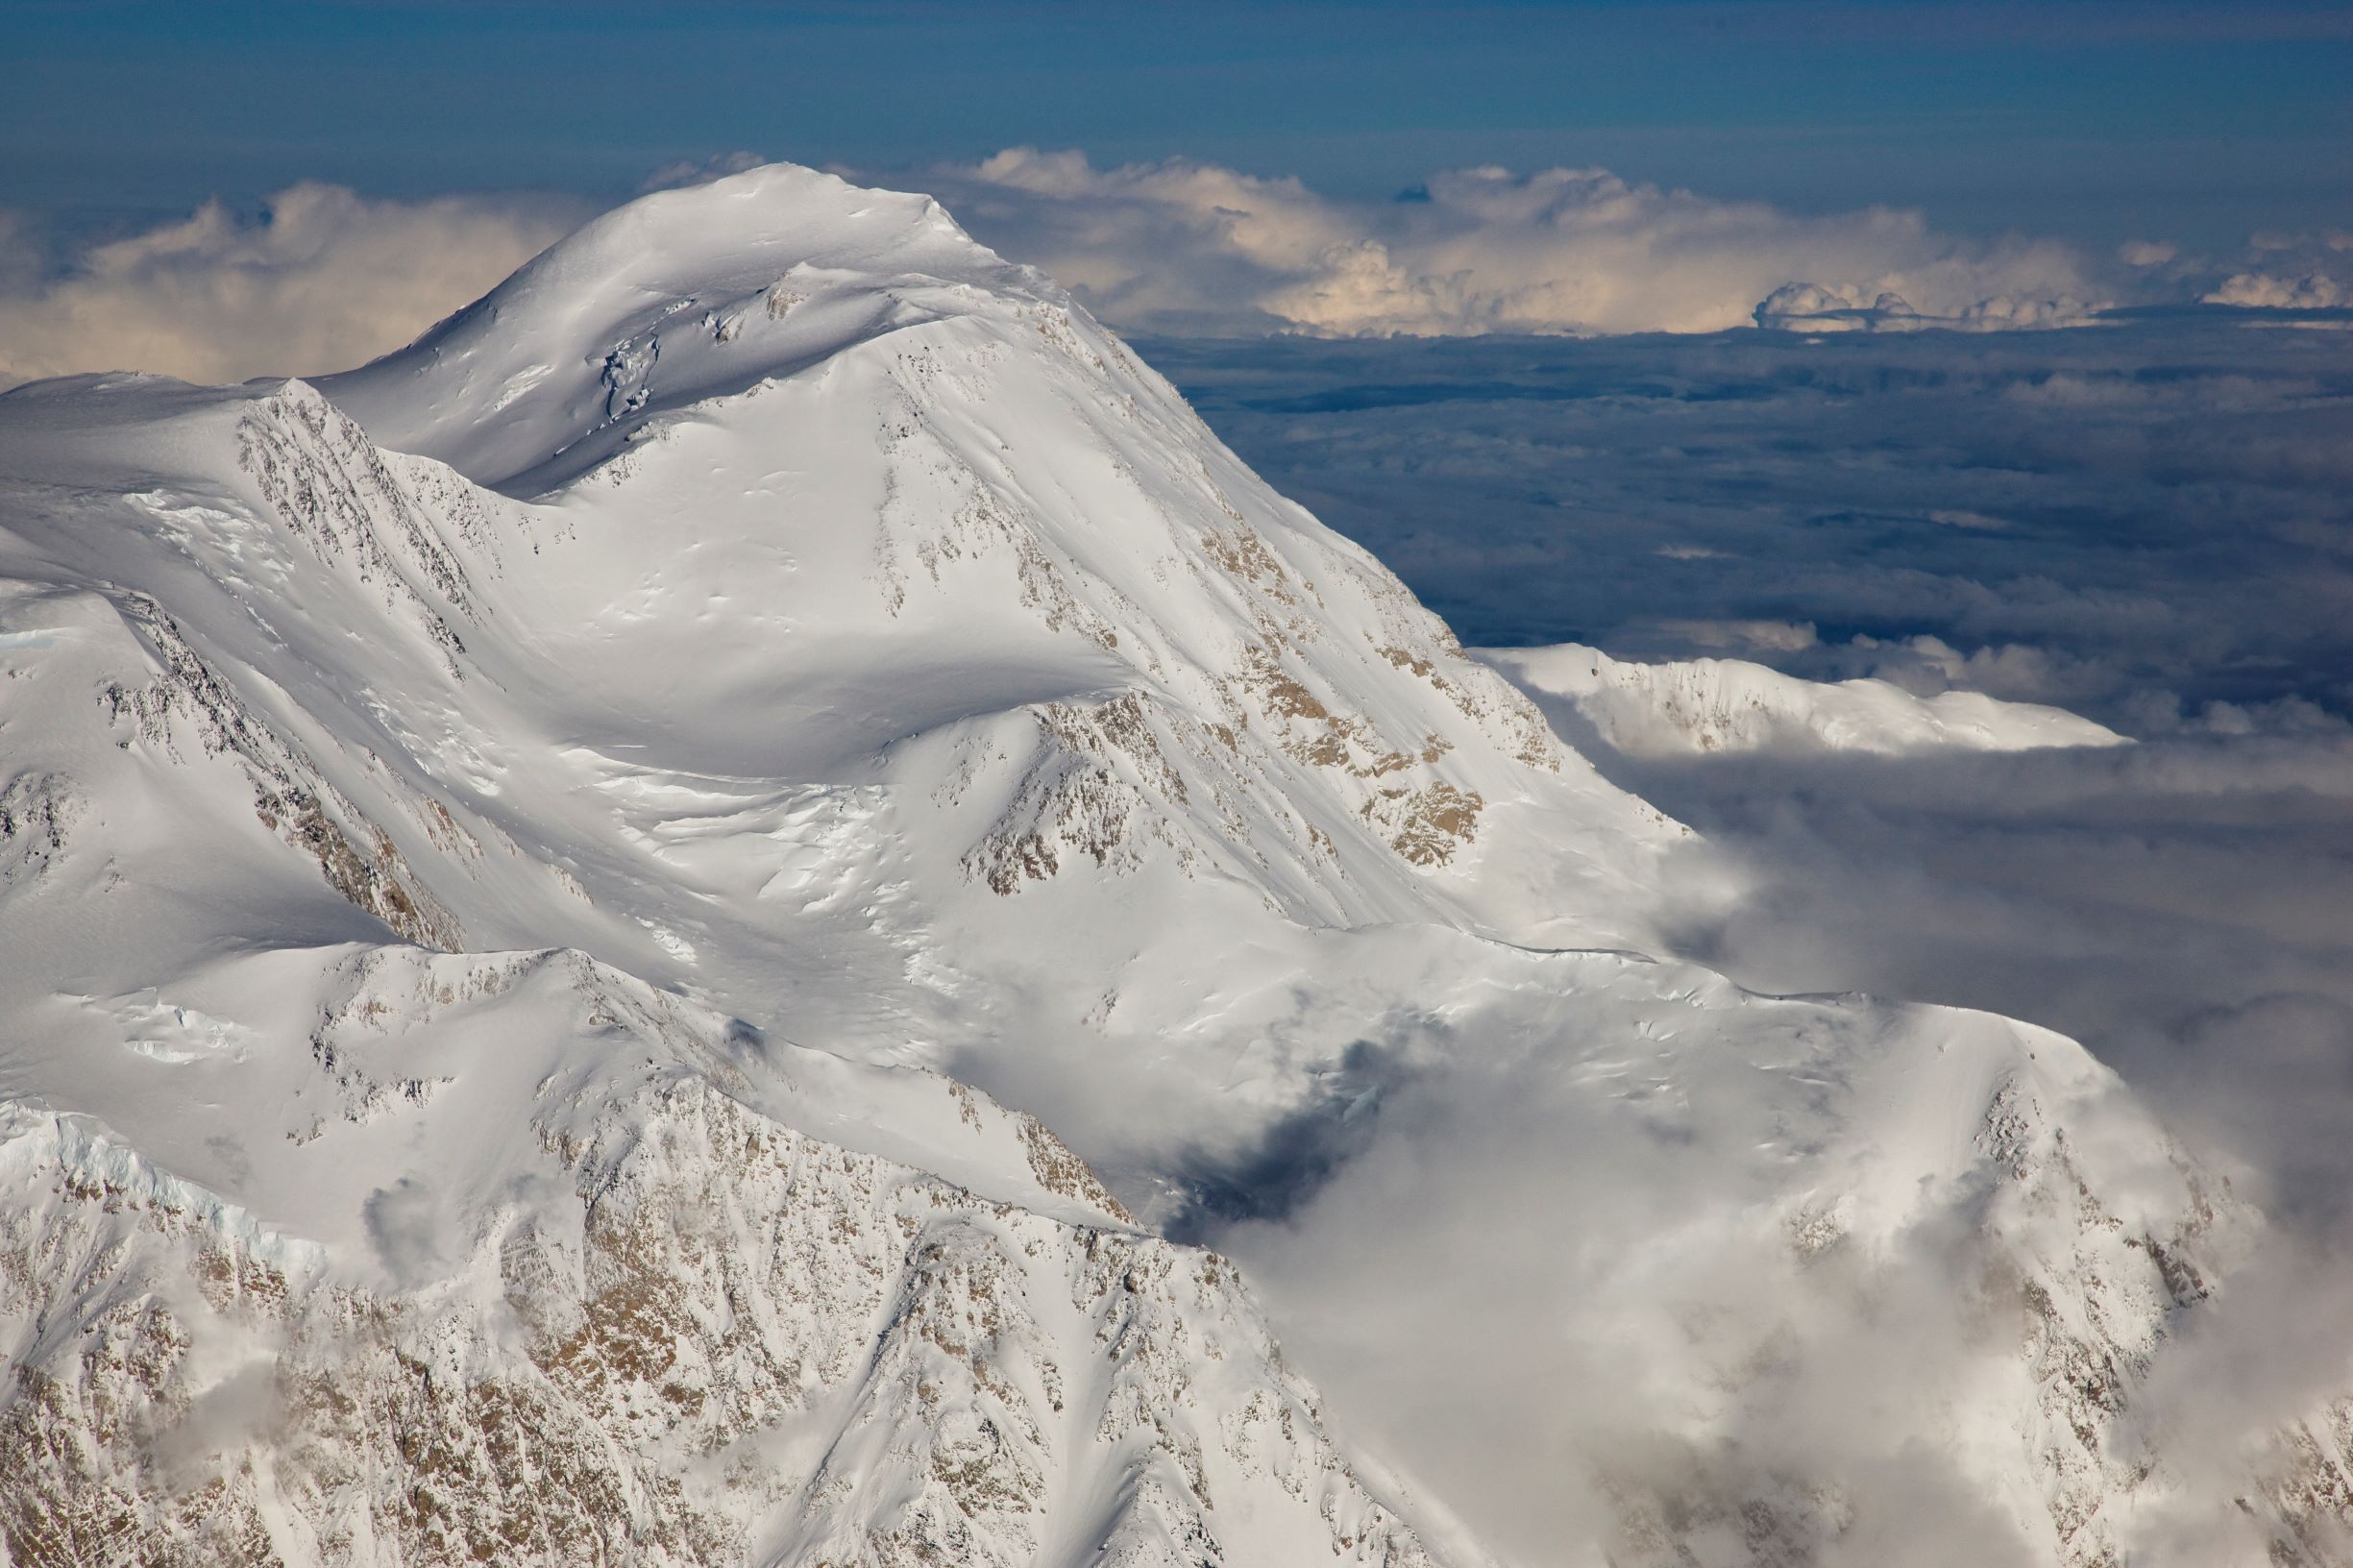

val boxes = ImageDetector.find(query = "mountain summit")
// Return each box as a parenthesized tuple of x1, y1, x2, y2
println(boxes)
(0, 164, 2337, 1566)
(325, 164, 1034, 488)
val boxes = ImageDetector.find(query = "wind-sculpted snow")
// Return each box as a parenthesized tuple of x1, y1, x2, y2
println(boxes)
(0, 162, 2345, 1565)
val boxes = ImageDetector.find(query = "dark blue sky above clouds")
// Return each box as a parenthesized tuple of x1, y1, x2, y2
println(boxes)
(11, 0, 2351, 248)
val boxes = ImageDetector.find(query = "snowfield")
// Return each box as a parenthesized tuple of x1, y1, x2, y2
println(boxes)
(1480, 642, 2128, 758)
(0, 163, 2341, 1567)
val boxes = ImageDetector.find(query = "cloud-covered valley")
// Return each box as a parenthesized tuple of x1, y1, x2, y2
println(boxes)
(1152, 320, 2353, 725)
(1135, 319, 2353, 1563)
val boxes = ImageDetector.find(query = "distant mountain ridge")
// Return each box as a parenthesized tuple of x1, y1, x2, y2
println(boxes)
(1482, 641, 2127, 757)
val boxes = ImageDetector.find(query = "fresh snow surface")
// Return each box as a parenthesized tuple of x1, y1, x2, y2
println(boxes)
(1480, 642, 2128, 758)
(0, 162, 2334, 1567)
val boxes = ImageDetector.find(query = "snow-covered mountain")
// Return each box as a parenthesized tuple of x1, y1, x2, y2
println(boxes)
(0, 163, 2341, 1567)
(1481, 642, 2127, 758)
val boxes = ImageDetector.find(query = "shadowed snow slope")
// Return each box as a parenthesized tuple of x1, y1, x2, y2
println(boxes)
(0, 163, 2341, 1568)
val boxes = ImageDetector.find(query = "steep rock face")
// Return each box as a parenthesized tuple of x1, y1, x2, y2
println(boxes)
(0, 163, 2333, 1567)
(0, 949, 1435, 1568)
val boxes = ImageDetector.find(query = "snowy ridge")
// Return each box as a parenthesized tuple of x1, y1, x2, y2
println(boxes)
(0, 1101, 331, 1282)
(325, 163, 1041, 491)
(0, 162, 2341, 1565)
(1481, 641, 2127, 757)
(0, 948, 1437, 1568)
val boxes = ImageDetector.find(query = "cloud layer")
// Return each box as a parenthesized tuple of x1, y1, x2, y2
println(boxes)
(1150, 320, 2353, 728)
(924, 147, 2119, 336)
(1199, 720, 2353, 1566)
(0, 184, 581, 388)
(2, 157, 2346, 391)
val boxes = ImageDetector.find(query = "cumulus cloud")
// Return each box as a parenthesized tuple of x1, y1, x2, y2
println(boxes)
(2205, 269, 2346, 309)
(2, 158, 2339, 391)
(2201, 228, 2353, 309)
(924, 147, 2118, 336)
(0, 183, 584, 389)
(927, 151, 2353, 337)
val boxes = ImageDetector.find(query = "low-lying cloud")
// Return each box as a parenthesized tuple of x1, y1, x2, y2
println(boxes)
(1621, 727, 2353, 1565)
(1140, 318, 2353, 1563)
(925, 147, 2118, 336)
(0, 183, 582, 388)
(2201, 229, 2353, 309)
(1220, 1022, 2062, 1567)
(3, 157, 2347, 391)
(1149, 320, 2353, 728)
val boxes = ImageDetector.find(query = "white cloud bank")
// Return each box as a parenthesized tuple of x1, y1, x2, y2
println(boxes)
(0, 184, 581, 388)
(2202, 229, 2353, 309)
(924, 148, 2117, 336)
(1, 156, 2346, 391)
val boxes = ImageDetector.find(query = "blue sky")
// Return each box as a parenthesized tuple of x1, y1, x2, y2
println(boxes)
(12, 0, 2350, 248)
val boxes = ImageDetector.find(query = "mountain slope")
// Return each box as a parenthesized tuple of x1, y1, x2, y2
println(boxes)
(0, 945, 1437, 1568)
(0, 502, 1449, 1561)
(0, 163, 2335, 1567)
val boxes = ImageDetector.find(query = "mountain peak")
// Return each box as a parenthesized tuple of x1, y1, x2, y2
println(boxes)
(325, 161, 1044, 490)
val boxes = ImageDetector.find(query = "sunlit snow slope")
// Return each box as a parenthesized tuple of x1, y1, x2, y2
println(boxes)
(1481, 642, 2127, 758)
(0, 163, 2340, 1568)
